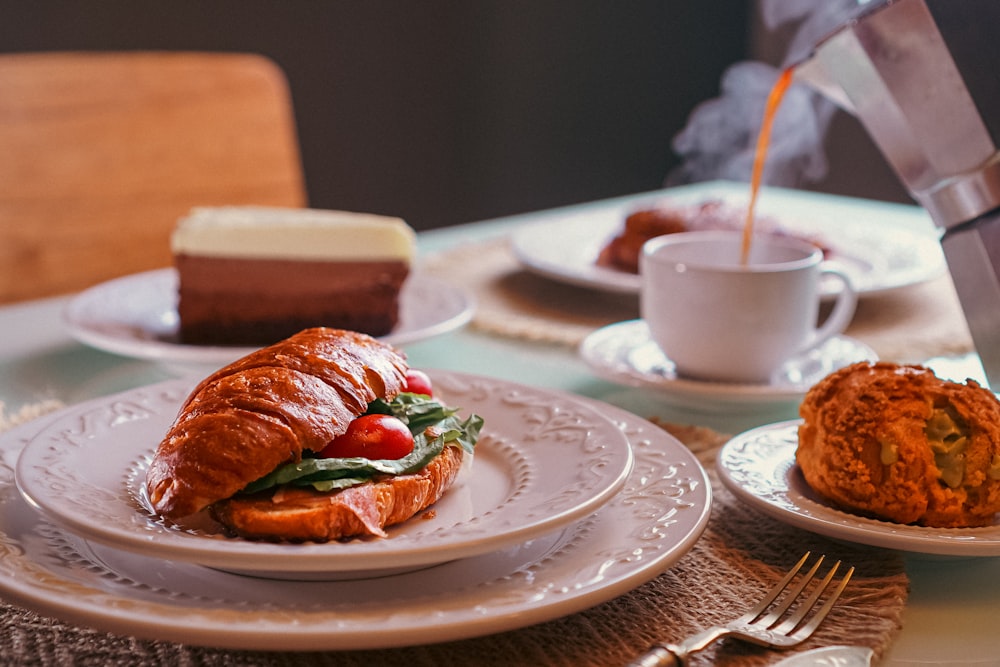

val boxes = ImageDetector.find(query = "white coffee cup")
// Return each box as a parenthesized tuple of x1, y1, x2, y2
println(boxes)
(639, 230, 857, 384)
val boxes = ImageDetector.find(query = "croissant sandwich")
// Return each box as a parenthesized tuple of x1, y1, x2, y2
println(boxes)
(145, 327, 483, 541)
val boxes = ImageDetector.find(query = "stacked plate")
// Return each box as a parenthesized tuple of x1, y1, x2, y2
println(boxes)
(3, 370, 712, 651)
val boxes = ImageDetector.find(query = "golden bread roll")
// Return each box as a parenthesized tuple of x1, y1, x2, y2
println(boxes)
(797, 361, 1000, 527)
(145, 327, 408, 520)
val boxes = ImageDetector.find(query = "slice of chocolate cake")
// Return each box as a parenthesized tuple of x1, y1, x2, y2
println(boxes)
(172, 206, 415, 345)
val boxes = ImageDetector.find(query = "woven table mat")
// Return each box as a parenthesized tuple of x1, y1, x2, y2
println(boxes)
(420, 236, 973, 363)
(0, 404, 907, 667)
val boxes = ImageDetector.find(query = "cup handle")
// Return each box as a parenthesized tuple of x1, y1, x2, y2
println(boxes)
(798, 267, 857, 353)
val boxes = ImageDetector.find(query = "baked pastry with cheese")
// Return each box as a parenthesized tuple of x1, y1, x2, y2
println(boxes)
(797, 361, 1000, 527)
(172, 206, 416, 345)
(145, 327, 480, 541)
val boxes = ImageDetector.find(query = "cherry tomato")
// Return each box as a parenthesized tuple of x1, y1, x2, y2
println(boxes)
(320, 414, 415, 460)
(403, 369, 433, 397)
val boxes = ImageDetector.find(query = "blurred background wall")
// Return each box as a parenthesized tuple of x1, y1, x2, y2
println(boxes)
(0, 1, 907, 231)
(0, 1, 751, 230)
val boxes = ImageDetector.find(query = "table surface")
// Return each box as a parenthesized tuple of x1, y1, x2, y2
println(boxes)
(2, 182, 998, 665)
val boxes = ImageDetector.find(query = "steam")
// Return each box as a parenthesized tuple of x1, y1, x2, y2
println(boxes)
(666, 0, 874, 189)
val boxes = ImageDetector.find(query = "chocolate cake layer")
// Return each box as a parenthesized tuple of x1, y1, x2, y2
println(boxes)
(176, 255, 408, 345)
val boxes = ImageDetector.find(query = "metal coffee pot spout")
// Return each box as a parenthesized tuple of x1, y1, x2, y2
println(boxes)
(793, 0, 1000, 386)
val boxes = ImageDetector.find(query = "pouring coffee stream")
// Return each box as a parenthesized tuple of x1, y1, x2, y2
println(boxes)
(754, 0, 1000, 386)
(742, 66, 794, 265)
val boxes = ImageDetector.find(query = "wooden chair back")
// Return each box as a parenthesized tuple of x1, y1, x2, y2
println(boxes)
(0, 51, 307, 303)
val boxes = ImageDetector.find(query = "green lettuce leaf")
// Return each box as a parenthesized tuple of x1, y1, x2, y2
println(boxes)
(239, 393, 483, 495)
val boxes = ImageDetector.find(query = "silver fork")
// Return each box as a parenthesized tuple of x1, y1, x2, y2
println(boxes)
(627, 552, 854, 667)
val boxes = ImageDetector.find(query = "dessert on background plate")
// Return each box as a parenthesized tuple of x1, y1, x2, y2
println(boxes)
(596, 198, 829, 274)
(510, 183, 947, 297)
(173, 206, 416, 345)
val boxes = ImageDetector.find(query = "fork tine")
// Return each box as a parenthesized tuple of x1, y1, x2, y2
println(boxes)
(770, 559, 842, 633)
(753, 555, 826, 628)
(739, 551, 813, 621)
(786, 564, 855, 641)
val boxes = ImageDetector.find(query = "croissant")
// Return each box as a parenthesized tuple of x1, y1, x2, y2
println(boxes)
(146, 327, 444, 539)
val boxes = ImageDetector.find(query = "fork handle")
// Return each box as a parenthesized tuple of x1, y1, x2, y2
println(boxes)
(625, 644, 684, 667)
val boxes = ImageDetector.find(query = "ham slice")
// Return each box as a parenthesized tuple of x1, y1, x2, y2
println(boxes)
(210, 445, 464, 541)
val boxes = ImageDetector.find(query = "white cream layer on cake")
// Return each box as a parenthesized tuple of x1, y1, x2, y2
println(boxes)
(171, 206, 416, 260)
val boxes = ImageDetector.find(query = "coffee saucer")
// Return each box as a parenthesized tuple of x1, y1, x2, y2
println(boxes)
(579, 320, 877, 409)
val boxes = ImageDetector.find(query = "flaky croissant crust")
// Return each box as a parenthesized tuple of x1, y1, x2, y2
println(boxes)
(145, 327, 408, 519)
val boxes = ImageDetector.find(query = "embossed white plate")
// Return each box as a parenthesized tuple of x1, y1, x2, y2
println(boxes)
(63, 269, 475, 369)
(579, 320, 877, 410)
(0, 397, 709, 650)
(511, 181, 945, 297)
(717, 420, 1000, 556)
(15, 371, 633, 577)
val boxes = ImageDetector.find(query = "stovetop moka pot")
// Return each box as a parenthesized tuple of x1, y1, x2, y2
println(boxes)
(794, 0, 1000, 385)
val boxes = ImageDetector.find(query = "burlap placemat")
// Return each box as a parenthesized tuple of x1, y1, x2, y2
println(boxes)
(420, 237, 973, 363)
(0, 404, 906, 667)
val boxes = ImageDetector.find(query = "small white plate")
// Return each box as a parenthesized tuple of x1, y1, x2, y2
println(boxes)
(0, 397, 710, 650)
(63, 269, 474, 369)
(717, 420, 1000, 557)
(511, 182, 945, 297)
(579, 320, 877, 408)
(15, 370, 633, 578)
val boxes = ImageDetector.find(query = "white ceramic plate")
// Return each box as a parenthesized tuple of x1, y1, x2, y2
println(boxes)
(579, 320, 877, 409)
(63, 269, 474, 369)
(15, 370, 633, 578)
(0, 397, 710, 650)
(717, 420, 1000, 556)
(511, 182, 945, 296)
